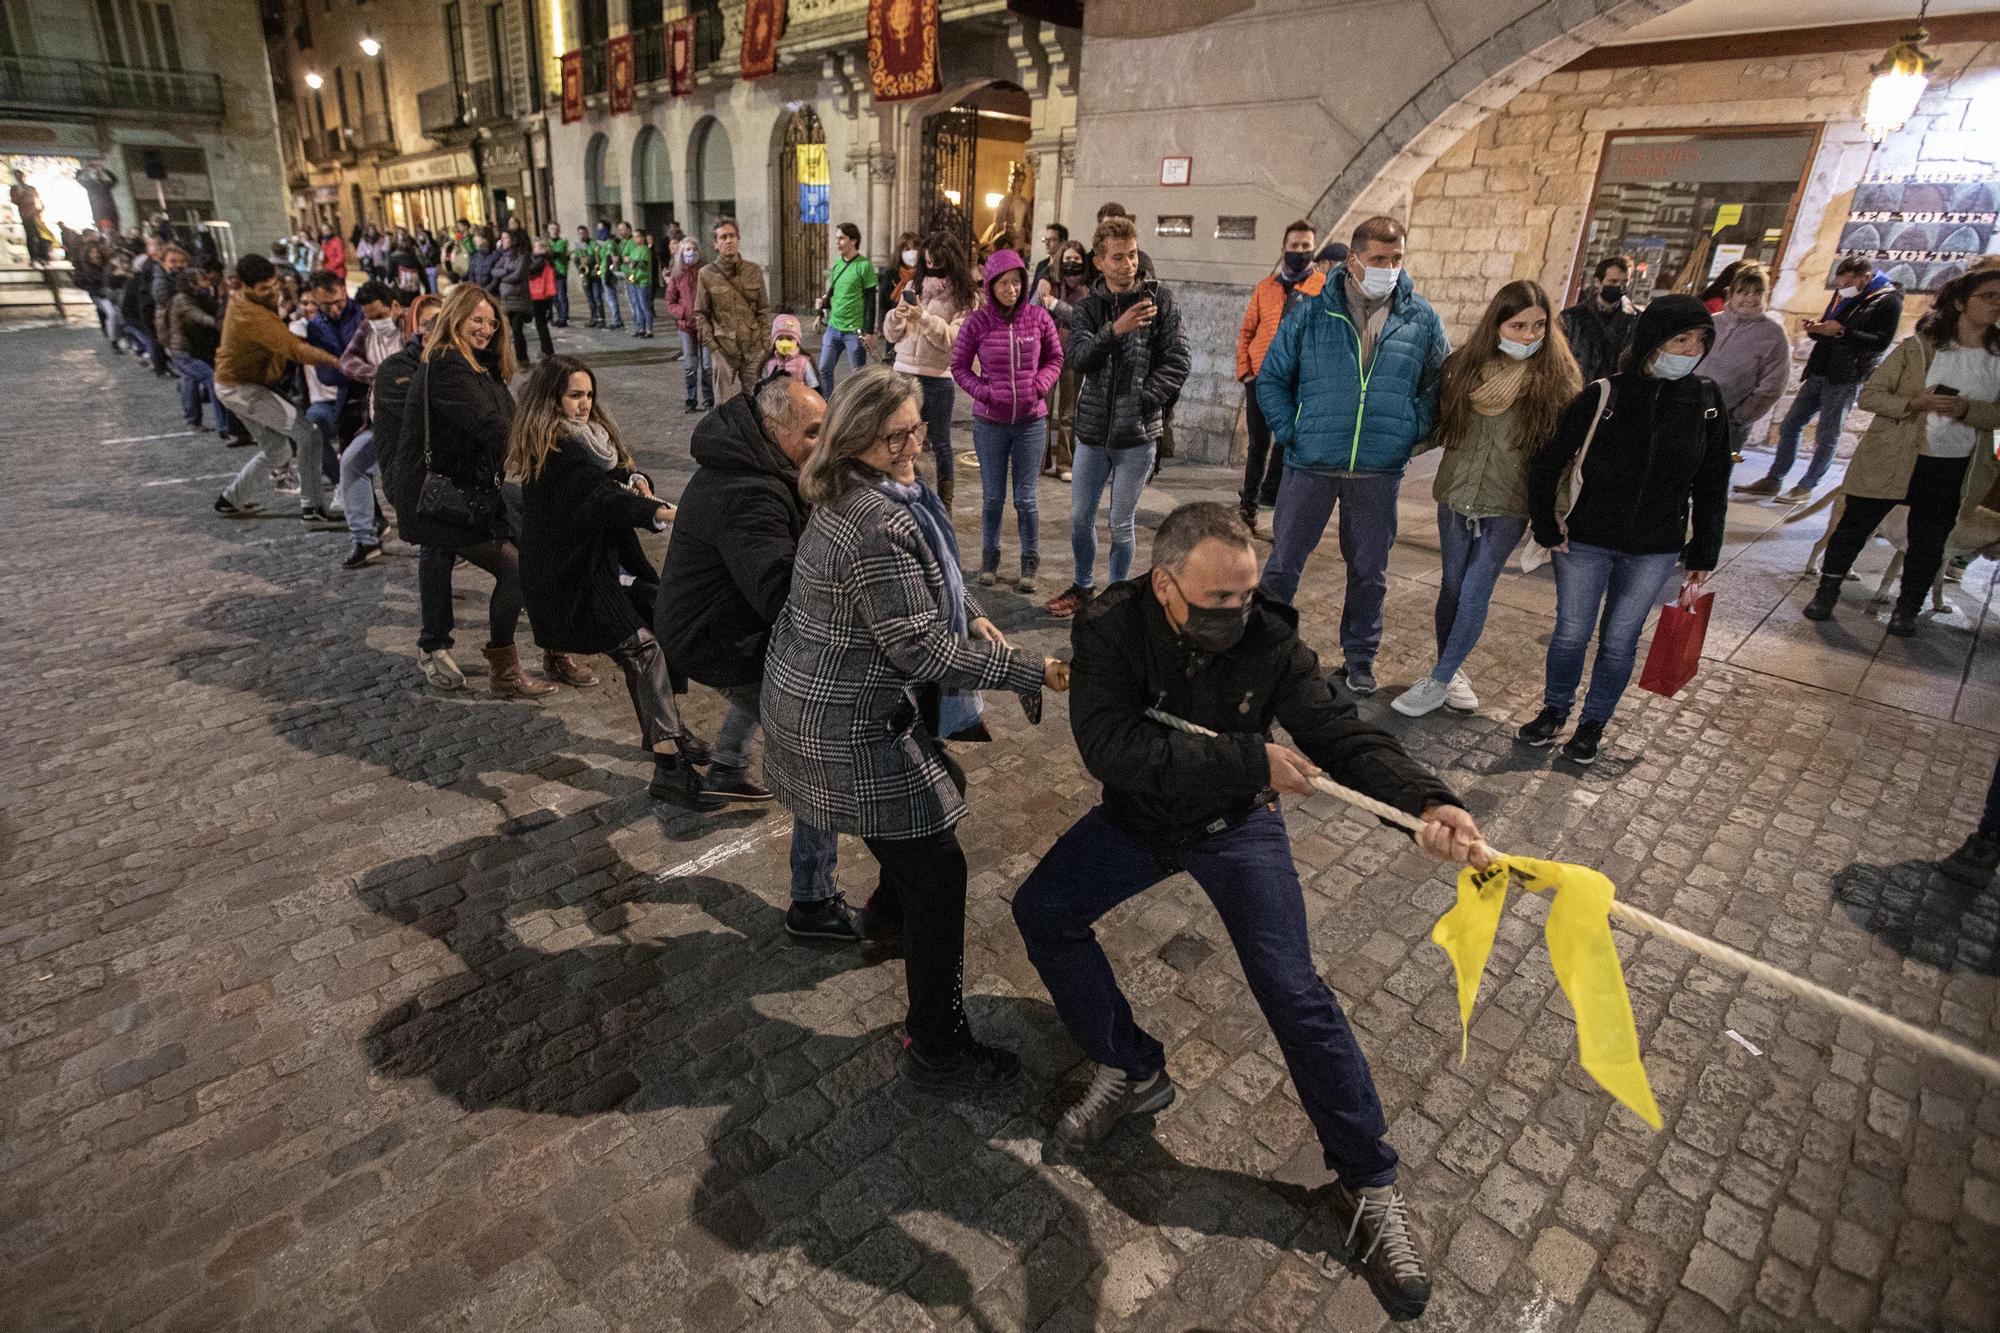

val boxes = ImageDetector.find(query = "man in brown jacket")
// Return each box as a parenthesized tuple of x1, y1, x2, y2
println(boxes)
(214, 252, 341, 519)
(694, 216, 771, 403)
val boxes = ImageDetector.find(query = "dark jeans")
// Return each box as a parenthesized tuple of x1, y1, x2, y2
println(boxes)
(1012, 805, 1398, 1186)
(1821, 454, 1971, 613)
(1260, 467, 1403, 666)
(918, 374, 956, 504)
(818, 327, 868, 397)
(1239, 378, 1283, 516)
(417, 540, 524, 652)
(1981, 754, 2000, 840)
(1769, 374, 1861, 490)
(862, 827, 972, 1057)
(1545, 542, 1680, 724)
(552, 273, 570, 326)
(511, 302, 554, 363)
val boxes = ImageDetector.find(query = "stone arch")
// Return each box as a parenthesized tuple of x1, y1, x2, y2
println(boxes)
(688, 116, 736, 244)
(631, 125, 675, 237)
(585, 132, 621, 227)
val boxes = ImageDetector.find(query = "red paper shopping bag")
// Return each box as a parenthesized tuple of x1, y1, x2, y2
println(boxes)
(1638, 581, 1713, 698)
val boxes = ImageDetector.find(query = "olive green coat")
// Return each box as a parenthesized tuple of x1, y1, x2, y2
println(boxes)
(1431, 404, 1531, 519)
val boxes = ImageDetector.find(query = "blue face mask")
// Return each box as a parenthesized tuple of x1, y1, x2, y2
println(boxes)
(1498, 337, 1542, 360)
(1650, 350, 1702, 380)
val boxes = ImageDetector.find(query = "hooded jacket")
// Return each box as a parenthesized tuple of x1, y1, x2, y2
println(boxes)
(1804, 274, 1903, 385)
(656, 395, 812, 688)
(951, 250, 1064, 425)
(1069, 577, 1458, 847)
(1067, 277, 1191, 449)
(1528, 295, 1733, 569)
(1255, 267, 1448, 474)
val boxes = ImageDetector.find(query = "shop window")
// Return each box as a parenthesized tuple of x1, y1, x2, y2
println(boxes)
(1574, 128, 1818, 305)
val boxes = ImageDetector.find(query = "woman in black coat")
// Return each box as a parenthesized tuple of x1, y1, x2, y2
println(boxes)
(509, 355, 719, 808)
(396, 282, 554, 699)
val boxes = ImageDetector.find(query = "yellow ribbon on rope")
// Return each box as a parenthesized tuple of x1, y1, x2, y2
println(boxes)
(1431, 855, 1663, 1130)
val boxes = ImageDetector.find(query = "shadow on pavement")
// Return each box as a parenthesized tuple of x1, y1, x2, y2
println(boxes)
(1829, 858, 1999, 975)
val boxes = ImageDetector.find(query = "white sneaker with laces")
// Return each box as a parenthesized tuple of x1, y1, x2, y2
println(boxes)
(1443, 670, 1479, 712)
(1390, 676, 1448, 718)
(1056, 1064, 1176, 1144)
(1336, 1183, 1432, 1318)
(419, 649, 466, 691)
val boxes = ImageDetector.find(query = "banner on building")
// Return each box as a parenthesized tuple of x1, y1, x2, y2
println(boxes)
(742, 0, 783, 80)
(608, 34, 636, 114)
(867, 0, 941, 103)
(560, 51, 584, 123)
(1833, 175, 2000, 292)
(797, 142, 829, 224)
(668, 17, 696, 96)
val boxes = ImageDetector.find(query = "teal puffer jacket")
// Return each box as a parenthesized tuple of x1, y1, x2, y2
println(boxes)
(1256, 270, 1449, 474)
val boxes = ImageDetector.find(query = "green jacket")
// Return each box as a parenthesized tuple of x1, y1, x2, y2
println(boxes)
(621, 238, 653, 287)
(592, 238, 619, 280)
(547, 236, 569, 278)
(1430, 404, 1531, 519)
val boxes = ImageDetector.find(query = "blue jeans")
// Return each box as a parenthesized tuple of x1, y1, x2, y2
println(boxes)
(1069, 442, 1154, 589)
(1013, 805, 1398, 1187)
(715, 683, 840, 902)
(917, 375, 955, 499)
(305, 399, 343, 486)
(583, 275, 605, 324)
(340, 429, 380, 545)
(680, 331, 713, 406)
(170, 352, 209, 426)
(971, 417, 1046, 566)
(602, 278, 625, 328)
(818, 327, 868, 397)
(1768, 374, 1860, 489)
(417, 539, 523, 653)
(1433, 507, 1527, 682)
(552, 272, 570, 325)
(1544, 542, 1682, 724)
(629, 282, 654, 334)
(1261, 467, 1403, 666)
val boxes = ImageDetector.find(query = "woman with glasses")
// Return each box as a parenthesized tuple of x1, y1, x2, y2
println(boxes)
(761, 366, 1069, 1094)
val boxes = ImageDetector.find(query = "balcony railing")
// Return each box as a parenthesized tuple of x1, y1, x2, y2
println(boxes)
(0, 53, 223, 120)
(418, 81, 463, 135)
(693, 8, 724, 69)
(633, 25, 667, 86)
(461, 76, 510, 124)
(581, 44, 607, 96)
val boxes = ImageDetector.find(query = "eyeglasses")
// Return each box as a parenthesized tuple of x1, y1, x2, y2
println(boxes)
(877, 424, 925, 453)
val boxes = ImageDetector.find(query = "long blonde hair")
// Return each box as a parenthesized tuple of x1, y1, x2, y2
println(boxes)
(1434, 279, 1581, 451)
(799, 365, 922, 506)
(421, 281, 516, 381)
(506, 355, 630, 482)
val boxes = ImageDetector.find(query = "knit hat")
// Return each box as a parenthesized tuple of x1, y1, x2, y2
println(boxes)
(771, 313, 803, 342)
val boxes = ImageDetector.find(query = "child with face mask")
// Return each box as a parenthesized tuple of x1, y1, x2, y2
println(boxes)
(762, 313, 819, 388)
(666, 238, 712, 412)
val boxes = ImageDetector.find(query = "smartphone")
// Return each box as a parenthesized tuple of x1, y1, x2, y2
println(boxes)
(1934, 385, 1961, 397)
(901, 285, 919, 305)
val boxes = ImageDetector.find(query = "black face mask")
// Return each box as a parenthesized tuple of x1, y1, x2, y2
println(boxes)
(1599, 284, 1626, 305)
(1060, 261, 1084, 276)
(1166, 571, 1251, 654)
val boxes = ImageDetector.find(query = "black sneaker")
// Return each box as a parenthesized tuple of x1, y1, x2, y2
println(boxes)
(683, 400, 699, 414)
(342, 541, 383, 570)
(300, 504, 341, 525)
(1330, 1183, 1432, 1321)
(648, 754, 723, 811)
(899, 1039, 1021, 1095)
(785, 894, 863, 942)
(1803, 578, 1840, 621)
(1056, 1065, 1177, 1145)
(1887, 606, 1919, 637)
(1560, 720, 1604, 766)
(1516, 707, 1568, 747)
(1338, 662, 1378, 697)
(1941, 832, 2000, 887)
(213, 495, 258, 517)
(705, 764, 773, 801)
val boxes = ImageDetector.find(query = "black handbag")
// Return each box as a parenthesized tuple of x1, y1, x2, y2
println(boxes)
(415, 359, 499, 530)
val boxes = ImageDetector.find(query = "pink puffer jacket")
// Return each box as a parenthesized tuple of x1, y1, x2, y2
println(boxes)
(950, 250, 1063, 425)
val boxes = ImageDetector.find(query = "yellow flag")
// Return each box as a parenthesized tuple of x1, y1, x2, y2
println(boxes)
(1431, 856, 1663, 1130)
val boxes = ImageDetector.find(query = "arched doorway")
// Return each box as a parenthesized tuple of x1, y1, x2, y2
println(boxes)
(631, 126, 675, 238)
(776, 106, 828, 310)
(918, 82, 1031, 259)
(584, 132, 621, 227)
(689, 117, 735, 247)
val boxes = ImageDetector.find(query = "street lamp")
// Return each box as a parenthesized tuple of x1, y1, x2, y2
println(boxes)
(1864, 5, 1939, 143)
(359, 34, 382, 57)
(304, 70, 324, 90)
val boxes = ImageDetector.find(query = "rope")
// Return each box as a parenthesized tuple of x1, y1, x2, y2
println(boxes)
(1143, 708, 2000, 1083)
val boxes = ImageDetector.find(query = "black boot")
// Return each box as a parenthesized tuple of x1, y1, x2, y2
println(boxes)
(1803, 577, 1840, 621)
(1886, 604, 1919, 637)
(648, 752, 723, 810)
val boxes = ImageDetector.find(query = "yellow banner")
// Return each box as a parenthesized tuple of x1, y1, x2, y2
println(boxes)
(796, 143, 830, 188)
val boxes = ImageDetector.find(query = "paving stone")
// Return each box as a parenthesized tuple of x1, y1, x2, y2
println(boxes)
(1525, 1225, 1595, 1301)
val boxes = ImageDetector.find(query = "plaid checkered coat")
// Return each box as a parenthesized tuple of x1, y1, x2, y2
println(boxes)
(761, 475, 1046, 839)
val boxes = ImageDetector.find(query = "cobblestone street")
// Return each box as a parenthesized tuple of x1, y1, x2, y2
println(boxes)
(3, 316, 1999, 1332)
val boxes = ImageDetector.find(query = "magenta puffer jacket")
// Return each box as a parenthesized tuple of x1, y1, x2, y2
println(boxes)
(950, 250, 1063, 425)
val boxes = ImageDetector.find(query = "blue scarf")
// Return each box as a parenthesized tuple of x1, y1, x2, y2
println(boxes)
(1823, 270, 1890, 322)
(876, 475, 983, 739)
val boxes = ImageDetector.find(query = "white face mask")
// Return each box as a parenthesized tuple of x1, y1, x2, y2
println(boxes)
(1498, 337, 1542, 360)
(1650, 350, 1702, 380)
(369, 316, 397, 335)
(1836, 285, 1860, 299)
(902, 248, 919, 267)
(681, 249, 697, 265)
(1355, 264, 1400, 300)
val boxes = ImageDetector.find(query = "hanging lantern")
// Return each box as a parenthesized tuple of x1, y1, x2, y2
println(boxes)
(1864, 17, 1939, 144)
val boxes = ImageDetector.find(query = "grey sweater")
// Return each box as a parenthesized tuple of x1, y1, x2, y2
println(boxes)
(1705, 309, 1791, 426)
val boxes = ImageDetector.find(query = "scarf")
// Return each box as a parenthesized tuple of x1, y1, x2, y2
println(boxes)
(1469, 357, 1531, 417)
(561, 418, 618, 470)
(875, 475, 983, 739)
(1822, 270, 1891, 322)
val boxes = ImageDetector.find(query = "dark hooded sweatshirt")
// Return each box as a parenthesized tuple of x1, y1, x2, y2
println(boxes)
(1528, 294, 1733, 570)
(655, 394, 811, 688)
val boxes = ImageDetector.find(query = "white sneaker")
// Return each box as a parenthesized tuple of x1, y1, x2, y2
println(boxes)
(1391, 676, 1449, 717)
(1778, 485, 1813, 504)
(419, 649, 465, 691)
(1443, 670, 1479, 712)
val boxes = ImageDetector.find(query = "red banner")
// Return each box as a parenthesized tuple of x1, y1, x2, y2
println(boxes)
(559, 51, 583, 124)
(608, 33, 635, 114)
(741, 0, 782, 80)
(868, 0, 941, 103)
(668, 17, 695, 96)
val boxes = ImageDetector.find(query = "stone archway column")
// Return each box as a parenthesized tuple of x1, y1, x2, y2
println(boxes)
(1008, 16, 1080, 241)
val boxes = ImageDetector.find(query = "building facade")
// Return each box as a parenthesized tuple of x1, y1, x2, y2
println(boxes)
(0, 0, 288, 304)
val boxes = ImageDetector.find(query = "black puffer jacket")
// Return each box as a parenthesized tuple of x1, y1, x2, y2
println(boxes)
(392, 345, 514, 549)
(520, 433, 663, 654)
(1803, 282, 1903, 385)
(1066, 279, 1190, 449)
(1529, 294, 1734, 570)
(656, 395, 810, 688)
(374, 340, 425, 517)
(1069, 577, 1458, 847)
(1559, 299, 1638, 384)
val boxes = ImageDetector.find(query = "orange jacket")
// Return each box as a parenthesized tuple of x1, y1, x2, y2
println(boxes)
(1236, 269, 1325, 380)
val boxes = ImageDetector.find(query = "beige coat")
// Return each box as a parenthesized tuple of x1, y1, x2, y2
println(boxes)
(1846, 334, 2000, 502)
(695, 256, 772, 381)
(882, 291, 967, 379)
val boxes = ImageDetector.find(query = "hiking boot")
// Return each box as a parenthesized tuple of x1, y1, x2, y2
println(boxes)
(1443, 670, 1479, 713)
(785, 893, 863, 941)
(1046, 584, 1092, 619)
(1339, 662, 1378, 697)
(482, 644, 558, 699)
(683, 399, 698, 414)
(1887, 605, 1919, 637)
(1733, 476, 1782, 497)
(648, 753, 723, 810)
(706, 764, 774, 802)
(419, 649, 465, 691)
(1016, 556, 1040, 595)
(541, 651, 598, 687)
(342, 540, 383, 569)
(898, 1039, 1021, 1095)
(1560, 720, 1604, 766)
(213, 495, 258, 517)
(1516, 707, 1567, 747)
(1941, 832, 2000, 887)
(1390, 676, 1448, 718)
(1056, 1065, 1177, 1145)
(978, 550, 1000, 587)
(1330, 1183, 1432, 1320)
(1802, 577, 1840, 622)
(1779, 484, 1815, 504)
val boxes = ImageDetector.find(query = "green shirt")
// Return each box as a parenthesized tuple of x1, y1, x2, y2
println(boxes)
(592, 238, 618, 278)
(825, 253, 876, 333)
(621, 238, 653, 287)
(547, 235, 569, 278)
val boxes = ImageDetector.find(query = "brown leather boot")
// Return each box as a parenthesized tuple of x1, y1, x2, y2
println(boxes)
(541, 651, 598, 687)
(483, 644, 557, 698)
